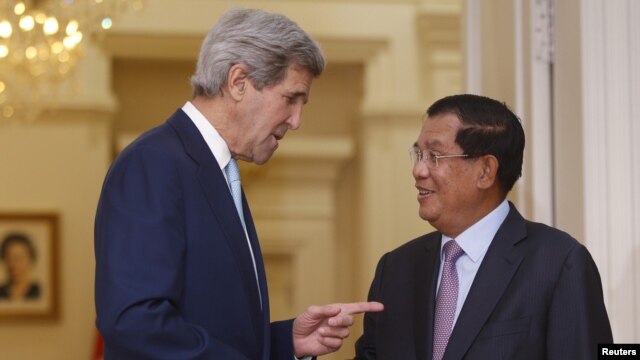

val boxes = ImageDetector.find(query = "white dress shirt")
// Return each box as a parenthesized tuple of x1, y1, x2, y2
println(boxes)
(184, 101, 313, 359)
(436, 199, 510, 325)
(182, 101, 261, 302)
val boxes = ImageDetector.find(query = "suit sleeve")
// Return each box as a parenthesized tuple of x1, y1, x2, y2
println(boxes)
(354, 254, 388, 360)
(270, 319, 296, 359)
(546, 243, 613, 359)
(94, 146, 249, 360)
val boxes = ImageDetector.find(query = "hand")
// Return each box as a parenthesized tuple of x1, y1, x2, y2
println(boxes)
(292, 301, 384, 357)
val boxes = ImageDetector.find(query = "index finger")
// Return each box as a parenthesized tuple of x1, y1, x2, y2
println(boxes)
(338, 301, 384, 315)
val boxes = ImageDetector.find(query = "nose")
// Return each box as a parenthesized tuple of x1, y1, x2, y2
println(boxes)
(412, 160, 430, 179)
(287, 104, 303, 130)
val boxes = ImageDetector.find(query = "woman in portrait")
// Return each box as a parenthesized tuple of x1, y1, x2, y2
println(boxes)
(0, 232, 41, 300)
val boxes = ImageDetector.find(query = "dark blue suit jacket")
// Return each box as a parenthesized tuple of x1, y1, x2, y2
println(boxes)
(355, 203, 612, 359)
(95, 109, 294, 359)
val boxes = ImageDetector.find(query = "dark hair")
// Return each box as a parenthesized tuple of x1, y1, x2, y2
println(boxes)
(426, 94, 525, 194)
(0, 233, 37, 262)
(191, 7, 325, 97)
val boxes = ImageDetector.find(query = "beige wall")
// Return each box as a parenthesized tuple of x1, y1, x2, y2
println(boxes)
(0, 111, 111, 359)
(112, 58, 194, 135)
(0, 1, 463, 359)
(553, 0, 584, 241)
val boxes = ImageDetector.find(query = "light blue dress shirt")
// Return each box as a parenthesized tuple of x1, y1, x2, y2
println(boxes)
(436, 199, 510, 325)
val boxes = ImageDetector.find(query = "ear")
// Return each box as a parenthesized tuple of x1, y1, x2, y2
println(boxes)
(226, 64, 250, 101)
(476, 155, 499, 190)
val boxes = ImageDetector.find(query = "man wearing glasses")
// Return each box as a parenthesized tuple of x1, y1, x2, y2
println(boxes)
(354, 94, 612, 359)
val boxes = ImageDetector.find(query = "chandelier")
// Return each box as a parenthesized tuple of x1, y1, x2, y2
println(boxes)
(0, 0, 142, 121)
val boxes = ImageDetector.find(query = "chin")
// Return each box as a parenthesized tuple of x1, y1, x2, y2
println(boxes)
(253, 152, 275, 165)
(418, 209, 436, 223)
(251, 143, 278, 165)
(252, 157, 268, 165)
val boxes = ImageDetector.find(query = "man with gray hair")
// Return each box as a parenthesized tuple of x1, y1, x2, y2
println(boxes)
(95, 7, 382, 359)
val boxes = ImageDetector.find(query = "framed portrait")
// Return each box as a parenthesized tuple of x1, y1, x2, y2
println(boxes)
(0, 213, 58, 320)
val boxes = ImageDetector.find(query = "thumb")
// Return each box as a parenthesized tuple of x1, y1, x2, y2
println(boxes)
(307, 304, 342, 320)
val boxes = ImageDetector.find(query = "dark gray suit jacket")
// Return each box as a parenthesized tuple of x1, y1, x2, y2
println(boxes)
(355, 203, 612, 360)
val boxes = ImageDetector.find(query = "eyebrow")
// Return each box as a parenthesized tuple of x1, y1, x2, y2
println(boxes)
(414, 139, 445, 149)
(428, 139, 445, 147)
(288, 91, 309, 104)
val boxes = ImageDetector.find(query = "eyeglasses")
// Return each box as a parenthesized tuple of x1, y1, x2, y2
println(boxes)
(408, 147, 471, 169)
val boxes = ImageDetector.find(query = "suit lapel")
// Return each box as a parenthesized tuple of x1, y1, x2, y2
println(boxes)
(242, 193, 270, 355)
(242, 193, 268, 313)
(444, 204, 526, 360)
(414, 234, 442, 360)
(167, 110, 264, 335)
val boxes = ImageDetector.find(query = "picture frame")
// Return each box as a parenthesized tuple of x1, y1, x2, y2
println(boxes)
(0, 213, 58, 320)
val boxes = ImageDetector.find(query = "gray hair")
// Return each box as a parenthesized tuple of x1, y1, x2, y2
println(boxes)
(191, 7, 325, 97)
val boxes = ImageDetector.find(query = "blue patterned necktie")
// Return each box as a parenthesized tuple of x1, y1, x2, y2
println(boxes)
(433, 240, 464, 360)
(224, 158, 262, 310)
(224, 158, 246, 229)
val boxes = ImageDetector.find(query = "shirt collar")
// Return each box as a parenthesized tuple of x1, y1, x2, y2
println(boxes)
(441, 199, 510, 263)
(182, 101, 231, 171)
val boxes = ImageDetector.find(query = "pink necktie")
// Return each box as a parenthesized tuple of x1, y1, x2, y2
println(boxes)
(432, 240, 464, 360)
